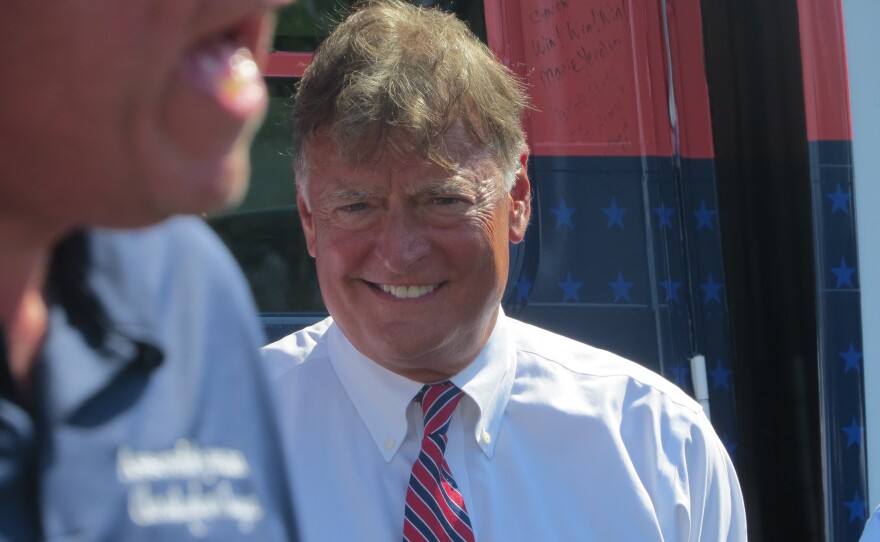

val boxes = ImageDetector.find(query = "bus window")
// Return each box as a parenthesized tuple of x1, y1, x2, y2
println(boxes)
(272, 0, 486, 52)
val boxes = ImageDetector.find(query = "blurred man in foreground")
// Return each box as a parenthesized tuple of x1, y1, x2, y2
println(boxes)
(264, 1, 747, 540)
(0, 0, 298, 539)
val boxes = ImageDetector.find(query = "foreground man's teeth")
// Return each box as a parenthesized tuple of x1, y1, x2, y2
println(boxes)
(380, 284, 438, 299)
(189, 41, 265, 115)
(221, 48, 262, 104)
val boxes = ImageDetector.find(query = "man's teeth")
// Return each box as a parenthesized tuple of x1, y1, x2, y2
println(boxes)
(220, 47, 261, 101)
(380, 284, 438, 299)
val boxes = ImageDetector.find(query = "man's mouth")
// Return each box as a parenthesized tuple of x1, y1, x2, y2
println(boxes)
(180, 15, 269, 119)
(378, 284, 440, 299)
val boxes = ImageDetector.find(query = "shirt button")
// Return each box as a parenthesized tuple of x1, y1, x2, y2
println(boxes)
(384, 439, 395, 450)
(481, 430, 491, 445)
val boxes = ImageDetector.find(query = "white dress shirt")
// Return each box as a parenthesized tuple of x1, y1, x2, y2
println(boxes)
(863, 505, 880, 542)
(265, 310, 747, 541)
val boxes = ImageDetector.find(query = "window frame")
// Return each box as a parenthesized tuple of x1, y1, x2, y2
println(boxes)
(265, 1, 505, 78)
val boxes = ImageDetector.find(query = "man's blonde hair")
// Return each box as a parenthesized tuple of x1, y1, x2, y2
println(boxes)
(292, 0, 529, 197)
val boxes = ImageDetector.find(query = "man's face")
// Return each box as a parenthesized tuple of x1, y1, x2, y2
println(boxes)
(0, 0, 287, 231)
(298, 128, 531, 382)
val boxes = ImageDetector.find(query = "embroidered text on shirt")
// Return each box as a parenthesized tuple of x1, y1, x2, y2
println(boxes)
(117, 440, 264, 537)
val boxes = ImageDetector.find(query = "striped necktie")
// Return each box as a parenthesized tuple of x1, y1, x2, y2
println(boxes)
(403, 382, 475, 542)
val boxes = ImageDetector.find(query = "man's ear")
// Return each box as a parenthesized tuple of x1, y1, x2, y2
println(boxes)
(296, 188, 317, 258)
(508, 153, 531, 244)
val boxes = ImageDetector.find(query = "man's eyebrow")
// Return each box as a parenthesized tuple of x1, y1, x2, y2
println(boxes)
(413, 177, 477, 197)
(323, 187, 379, 204)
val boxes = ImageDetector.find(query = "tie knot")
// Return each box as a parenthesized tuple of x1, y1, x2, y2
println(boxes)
(417, 382, 465, 436)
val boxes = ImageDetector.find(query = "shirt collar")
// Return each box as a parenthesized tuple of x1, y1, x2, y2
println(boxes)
(42, 229, 163, 423)
(449, 309, 514, 459)
(327, 309, 515, 462)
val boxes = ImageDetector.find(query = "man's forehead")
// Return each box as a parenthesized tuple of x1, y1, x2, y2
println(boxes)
(314, 163, 478, 195)
(305, 140, 494, 183)
(302, 121, 493, 170)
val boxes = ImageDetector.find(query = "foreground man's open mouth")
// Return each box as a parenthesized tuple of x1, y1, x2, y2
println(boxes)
(179, 14, 270, 120)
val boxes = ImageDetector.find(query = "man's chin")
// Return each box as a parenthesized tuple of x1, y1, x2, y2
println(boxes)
(146, 151, 251, 221)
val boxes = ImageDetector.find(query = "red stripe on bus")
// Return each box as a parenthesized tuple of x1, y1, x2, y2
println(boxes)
(797, 0, 852, 142)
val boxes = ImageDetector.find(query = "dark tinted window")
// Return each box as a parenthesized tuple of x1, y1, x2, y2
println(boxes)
(273, 0, 486, 52)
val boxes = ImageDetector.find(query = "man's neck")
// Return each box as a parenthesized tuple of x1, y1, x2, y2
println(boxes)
(0, 217, 58, 405)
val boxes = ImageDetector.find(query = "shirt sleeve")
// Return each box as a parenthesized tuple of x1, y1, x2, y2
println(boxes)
(862, 505, 880, 542)
(685, 410, 748, 542)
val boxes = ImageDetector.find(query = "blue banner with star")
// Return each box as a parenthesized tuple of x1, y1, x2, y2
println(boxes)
(810, 140, 868, 541)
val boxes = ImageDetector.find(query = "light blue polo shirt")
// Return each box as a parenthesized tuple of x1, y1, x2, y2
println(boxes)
(0, 217, 298, 541)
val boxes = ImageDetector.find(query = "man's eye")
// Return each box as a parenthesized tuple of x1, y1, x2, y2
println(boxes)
(342, 202, 368, 212)
(432, 197, 461, 205)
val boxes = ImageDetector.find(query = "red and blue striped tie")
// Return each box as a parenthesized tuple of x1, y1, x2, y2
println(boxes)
(403, 382, 476, 542)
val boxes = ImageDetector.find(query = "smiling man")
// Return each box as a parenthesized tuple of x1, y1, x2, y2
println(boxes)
(265, 1, 746, 540)
(0, 0, 298, 540)
(296, 120, 528, 383)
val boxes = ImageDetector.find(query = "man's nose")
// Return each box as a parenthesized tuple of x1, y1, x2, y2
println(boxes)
(374, 207, 430, 274)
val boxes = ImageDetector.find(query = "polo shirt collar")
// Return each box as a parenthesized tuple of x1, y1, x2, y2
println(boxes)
(327, 309, 514, 462)
(42, 230, 163, 423)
